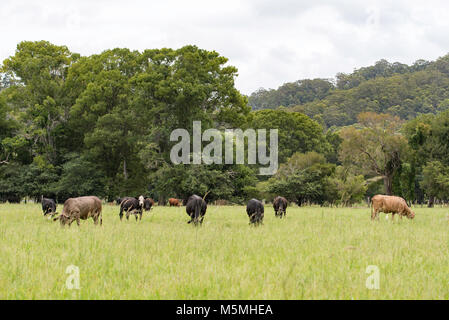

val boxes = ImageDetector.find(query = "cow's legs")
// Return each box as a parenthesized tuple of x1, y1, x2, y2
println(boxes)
(93, 213, 99, 225)
(126, 210, 131, 220)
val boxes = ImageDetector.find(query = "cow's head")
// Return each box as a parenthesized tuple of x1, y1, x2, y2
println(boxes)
(53, 213, 70, 226)
(407, 210, 415, 219)
(45, 210, 57, 218)
(138, 195, 144, 207)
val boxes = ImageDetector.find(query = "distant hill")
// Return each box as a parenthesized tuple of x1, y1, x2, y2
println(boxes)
(248, 56, 449, 128)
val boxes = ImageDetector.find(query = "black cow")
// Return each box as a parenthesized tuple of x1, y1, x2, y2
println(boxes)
(273, 196, 288, 218)
(41, 197, 57, 216)
(185, 195, 207, 226)
(119, 196, 145, 221)
(246, 199, 264, 225)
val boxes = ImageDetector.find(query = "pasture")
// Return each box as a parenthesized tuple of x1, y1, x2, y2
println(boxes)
(0, 203, 448, 299)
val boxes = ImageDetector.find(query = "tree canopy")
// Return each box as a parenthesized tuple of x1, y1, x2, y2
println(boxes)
(2, 41, 449, 206)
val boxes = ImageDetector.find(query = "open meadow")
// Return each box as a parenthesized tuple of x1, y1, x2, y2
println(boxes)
(0, 203, 448, 299)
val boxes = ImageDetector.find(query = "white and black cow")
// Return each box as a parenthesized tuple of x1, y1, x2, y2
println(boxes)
(119, 196, 145, 221)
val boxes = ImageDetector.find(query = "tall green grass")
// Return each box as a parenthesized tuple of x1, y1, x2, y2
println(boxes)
(0, 203, 448, 299)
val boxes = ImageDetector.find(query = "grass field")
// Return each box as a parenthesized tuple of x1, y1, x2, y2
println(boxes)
(0, 203, 448, 299)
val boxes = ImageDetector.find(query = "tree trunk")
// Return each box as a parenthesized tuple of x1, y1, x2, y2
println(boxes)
(428, 196, 435, 208)
(123, 158, 128, 180)
(383, 175, 393, 195)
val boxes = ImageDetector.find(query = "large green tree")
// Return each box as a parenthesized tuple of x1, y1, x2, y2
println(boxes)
(268, 152, 335, 205)
(250, 109, 331, 165)
(339, 112, 409, 195)
(1, 41, 80, 166)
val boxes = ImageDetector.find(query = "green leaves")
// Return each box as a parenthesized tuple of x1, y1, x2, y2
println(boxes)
(251, 109, 330, 164)
(421, 161, 449, 200)
(268, 152, 336, 205)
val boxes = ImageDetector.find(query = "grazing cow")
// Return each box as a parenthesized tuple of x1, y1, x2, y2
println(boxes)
(41, 196, 57, 216)
(120, 196, 145, 221)
(53, 196, 102, 227)
(273, 196, 288, 218)
(169, 198, 181, 207)
(185, 195, 207, 226)
(371, 195, 415, 221)
(247, 199, 264, 225)
(143, 197, 155, 211)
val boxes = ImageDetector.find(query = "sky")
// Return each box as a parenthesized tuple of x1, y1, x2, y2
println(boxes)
(1, 0, 449, 94)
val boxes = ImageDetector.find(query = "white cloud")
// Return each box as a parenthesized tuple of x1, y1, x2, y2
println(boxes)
(1, 0, 449, 94)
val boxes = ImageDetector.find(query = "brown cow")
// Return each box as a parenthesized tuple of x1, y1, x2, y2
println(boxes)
(273, 196, 288, 218)
(144, 197, 155, 211)
(168, 198, 181, 207)
(371, 195, 415, 221)
(53, 196, 102, 226)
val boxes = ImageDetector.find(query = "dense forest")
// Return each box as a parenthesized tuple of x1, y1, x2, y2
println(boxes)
(1, 41, 449, 206)
(249, 58, 449, 128)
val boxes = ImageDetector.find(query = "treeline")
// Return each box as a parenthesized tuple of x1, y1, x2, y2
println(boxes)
(1, 41, 448, 206)
(248, 58, 449, 128)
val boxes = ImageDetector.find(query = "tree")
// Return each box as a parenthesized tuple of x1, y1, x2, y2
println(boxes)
(267, 152, 335, 205)
(326, 166, 367, 206)
(250, 109, 331, 164)
(421, 161, 449, 206)
(1, 41, 79, 166)
(51, 154, 106, 200)
(248, 78, 334, 110)
(339, 112, 409, 195)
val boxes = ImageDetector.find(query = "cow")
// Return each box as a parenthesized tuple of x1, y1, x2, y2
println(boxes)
(185, 195, 207, 226)
(371, 195, 415, 221)
(169, 198, 182, 207)
(53, 196, 102, 227)
(273, 196, 288, 218)
(247, 199, 264, 226)
(41, 196, 57, 216)
(143, 197, 155, 211)
(119, 196, 145, 221)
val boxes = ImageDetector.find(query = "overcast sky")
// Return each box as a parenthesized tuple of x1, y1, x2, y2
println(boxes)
(1, 0, 449, 94)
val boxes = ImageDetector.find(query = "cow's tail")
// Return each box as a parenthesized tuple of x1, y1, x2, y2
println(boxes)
(194, 200, 201, 226)
(258, 207, 263, 224)
(119, 201, 125, 219)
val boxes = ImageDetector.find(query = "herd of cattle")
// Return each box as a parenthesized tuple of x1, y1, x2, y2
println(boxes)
(40, 194, 415, 227)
